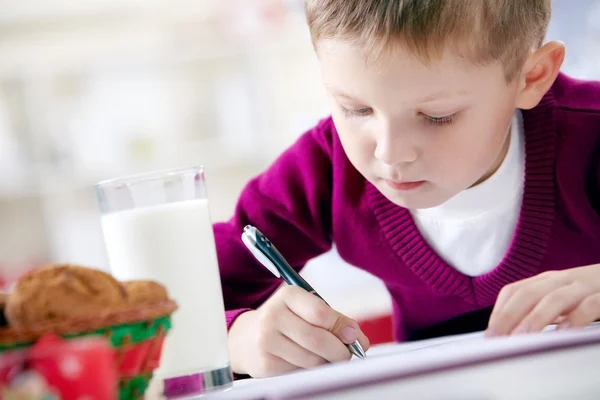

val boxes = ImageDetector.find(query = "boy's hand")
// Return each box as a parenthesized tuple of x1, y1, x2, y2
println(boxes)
(228, 285, 370, 378)
(487, 264, 600, 337)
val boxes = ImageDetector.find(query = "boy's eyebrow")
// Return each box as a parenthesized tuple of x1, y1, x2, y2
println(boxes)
(417, 90, 470, 104)
(325, 84, 470, 103)
(325, 85, 361, 100)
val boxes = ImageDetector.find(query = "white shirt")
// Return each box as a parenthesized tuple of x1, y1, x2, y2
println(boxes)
(411, 111, 525, 277)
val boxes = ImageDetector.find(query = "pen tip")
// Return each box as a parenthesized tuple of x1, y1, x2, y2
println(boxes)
(350, 341, 367, 359)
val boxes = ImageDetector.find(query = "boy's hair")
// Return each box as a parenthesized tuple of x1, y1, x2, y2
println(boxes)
(305, 0, 552, 81)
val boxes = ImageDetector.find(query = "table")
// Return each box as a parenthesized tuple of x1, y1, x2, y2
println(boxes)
(196, 323, 600, 400)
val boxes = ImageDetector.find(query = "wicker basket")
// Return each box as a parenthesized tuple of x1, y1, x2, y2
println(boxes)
(0, 300, 177, 400)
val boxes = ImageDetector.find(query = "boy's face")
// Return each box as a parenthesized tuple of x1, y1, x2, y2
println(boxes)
(318, 40, 521, 209)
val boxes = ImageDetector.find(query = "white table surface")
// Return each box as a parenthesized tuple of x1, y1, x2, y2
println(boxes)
(304, 344, 600, 400)
(195, 324, 600, 400)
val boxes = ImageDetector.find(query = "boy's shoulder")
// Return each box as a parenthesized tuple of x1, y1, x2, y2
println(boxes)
(551, 72, 600, 114)
(303, 115, 339, 151)
(311, 115, 336, 135)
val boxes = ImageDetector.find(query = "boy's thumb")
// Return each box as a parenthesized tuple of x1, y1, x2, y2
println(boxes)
(330, 313, 360, 344)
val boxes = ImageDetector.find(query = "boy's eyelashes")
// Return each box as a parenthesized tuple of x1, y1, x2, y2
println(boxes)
(339, 106, 373, 118)
(338, 105, 458, 126)
(422, 113, 458, 126)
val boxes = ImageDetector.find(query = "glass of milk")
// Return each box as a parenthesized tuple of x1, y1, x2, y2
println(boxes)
(95, 166, 233, 398)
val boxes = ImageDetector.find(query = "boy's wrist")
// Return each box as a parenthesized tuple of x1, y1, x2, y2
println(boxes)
(225, 308, 253, 331)
(228, 310, 257, 375)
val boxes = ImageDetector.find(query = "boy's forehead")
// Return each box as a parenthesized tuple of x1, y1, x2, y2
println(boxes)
(318, 39, 492, 102)
(318, 38, 487, 68)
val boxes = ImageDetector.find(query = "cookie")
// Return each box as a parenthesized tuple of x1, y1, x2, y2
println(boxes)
(5, 265, 128, 327)
(123, 280, 169, 305)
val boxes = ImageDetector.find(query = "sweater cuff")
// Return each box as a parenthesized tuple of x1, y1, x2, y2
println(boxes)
(225, 308, 252, 331)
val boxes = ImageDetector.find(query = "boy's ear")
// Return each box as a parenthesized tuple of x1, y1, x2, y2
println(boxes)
(516, 41, 566, 110)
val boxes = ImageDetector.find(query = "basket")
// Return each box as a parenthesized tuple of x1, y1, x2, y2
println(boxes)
(0, 300, 177, 400)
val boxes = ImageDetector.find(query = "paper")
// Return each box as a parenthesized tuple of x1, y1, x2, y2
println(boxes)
(362, 322, 600, 359)
(202, 323, 600, 400)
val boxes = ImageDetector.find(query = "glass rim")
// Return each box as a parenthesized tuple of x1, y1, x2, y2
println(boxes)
(95, 165, 204, 188)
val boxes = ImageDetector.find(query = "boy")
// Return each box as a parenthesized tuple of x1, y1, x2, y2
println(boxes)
(217, 0, 600, 378)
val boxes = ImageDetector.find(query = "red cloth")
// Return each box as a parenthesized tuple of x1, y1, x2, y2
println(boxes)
(0, 335, 117, 400)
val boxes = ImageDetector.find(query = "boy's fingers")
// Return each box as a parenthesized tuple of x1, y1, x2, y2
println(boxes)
(254, 354, 299, 378)
(269, 332, 328, 369)
(510, 282, 593, 334)
(552, 315, 568, 325)
(278, 307, 351, 363)
(356, 328, 371, 352)
(280, 286, 365, 344)
(280, 286, 337, 328)
(488, 278, 568, 336)
(491, 272, 564, 319)
(330, 312, 362, 344)
(564, 293, 600, 328)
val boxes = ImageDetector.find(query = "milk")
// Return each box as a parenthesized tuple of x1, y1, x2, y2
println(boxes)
(101, 199, 230, 378)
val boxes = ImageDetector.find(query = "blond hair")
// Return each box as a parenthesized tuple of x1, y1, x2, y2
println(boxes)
(305, 0, 551, 81)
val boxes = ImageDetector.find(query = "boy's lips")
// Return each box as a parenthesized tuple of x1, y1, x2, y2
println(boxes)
(384, 180, 426, 191)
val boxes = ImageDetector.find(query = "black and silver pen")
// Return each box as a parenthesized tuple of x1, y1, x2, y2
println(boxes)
(241, 225, 367, 360)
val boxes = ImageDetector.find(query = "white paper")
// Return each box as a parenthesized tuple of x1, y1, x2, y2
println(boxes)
(202, 323, 600, 400)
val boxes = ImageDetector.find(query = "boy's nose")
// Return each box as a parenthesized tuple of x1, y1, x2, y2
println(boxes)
(374, 133, 418, 166)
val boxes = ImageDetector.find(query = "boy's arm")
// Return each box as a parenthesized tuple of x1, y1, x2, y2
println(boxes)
(213, 118, 336, 329)
(595, 152, 600, 214)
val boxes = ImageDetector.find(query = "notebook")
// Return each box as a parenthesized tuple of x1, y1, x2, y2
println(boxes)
(202, 323, 600, 400)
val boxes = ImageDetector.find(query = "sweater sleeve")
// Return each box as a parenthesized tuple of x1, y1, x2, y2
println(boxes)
(594, 152, 600, 215)
(215, 118, 336, 329)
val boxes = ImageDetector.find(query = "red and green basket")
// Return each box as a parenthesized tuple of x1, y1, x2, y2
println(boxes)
(0, 300, 177, 400)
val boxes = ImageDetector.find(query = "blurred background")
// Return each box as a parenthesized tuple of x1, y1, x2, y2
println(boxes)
(0, 0, 598, 332)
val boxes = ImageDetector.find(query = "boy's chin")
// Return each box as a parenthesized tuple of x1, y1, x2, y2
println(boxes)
(379, 184, 451, 210)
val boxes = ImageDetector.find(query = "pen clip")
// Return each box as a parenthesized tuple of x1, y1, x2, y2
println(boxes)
(242, 226, 281, 278)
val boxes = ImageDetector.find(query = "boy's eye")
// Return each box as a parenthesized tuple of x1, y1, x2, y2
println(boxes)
(423, 113, 457, 126)
(340, 106, 373, 118)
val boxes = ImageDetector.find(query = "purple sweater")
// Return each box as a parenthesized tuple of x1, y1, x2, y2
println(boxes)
(215, 73, 600, 341)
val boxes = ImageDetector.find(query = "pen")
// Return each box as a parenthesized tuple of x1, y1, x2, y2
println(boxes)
(241, 225, 367, 360)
